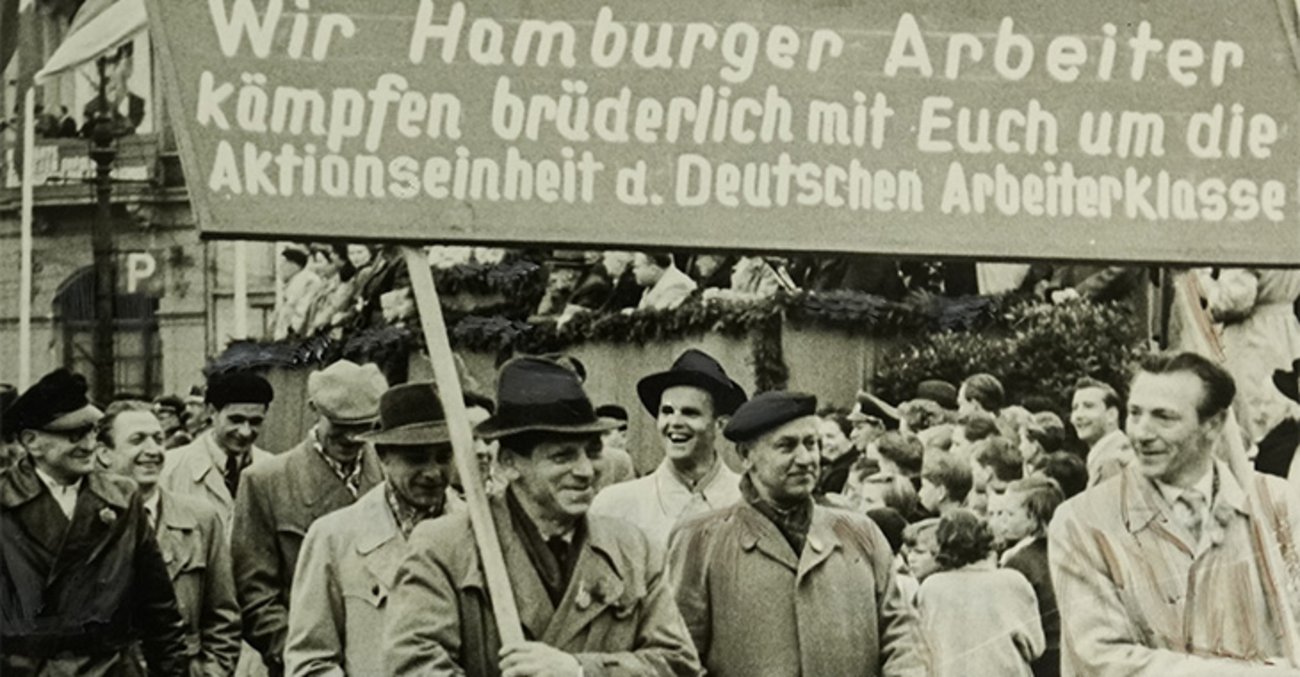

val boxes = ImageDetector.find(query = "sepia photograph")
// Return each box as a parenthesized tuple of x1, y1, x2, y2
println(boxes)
(1, 0, 1299, 675)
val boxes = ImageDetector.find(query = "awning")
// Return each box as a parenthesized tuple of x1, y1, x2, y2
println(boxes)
(35, 0, 146, 83)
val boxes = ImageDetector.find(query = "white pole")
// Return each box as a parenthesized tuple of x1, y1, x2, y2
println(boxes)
(18, 87, 36, 390)
(233, 240, 248, 338)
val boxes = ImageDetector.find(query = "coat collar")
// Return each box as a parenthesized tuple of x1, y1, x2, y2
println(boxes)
(0, 460, 130, 510)
(1122, 460, 1250, 536)
(289, 437, 382, 508)
(353, 484, 401, 555)
(653, 456, 737, 506)
(457, 498, 629, 645)
(733, 501, 840, 580)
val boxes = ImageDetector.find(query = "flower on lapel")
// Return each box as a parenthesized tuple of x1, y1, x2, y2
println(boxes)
(574, 581, 592, 610)
(99, 507, 117, 526)
(590, 578, 614, 605)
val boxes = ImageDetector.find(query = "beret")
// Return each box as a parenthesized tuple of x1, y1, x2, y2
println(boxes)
(724, 390, 817, 443)
(2, 368, 102, 434)
(206, 371, 274, 410)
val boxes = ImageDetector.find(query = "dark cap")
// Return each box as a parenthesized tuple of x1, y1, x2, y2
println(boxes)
(637, 349, 747, 417)
(153, 395, 186, 415)
(2, 368, 103, 435)
(916, 379, 959, 411)
(595, 404, 629, 422)
(723, 391, 817, 443)
(205, 371, 274, 410)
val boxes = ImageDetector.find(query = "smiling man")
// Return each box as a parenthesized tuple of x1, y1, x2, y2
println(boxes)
(1050, 352, 1300, 674)
(385, 357, 700, 676)
(668, 391, 926, 676)
(161, 371, 275, 526)
(98, 400, 240, 676)
(1, 369, 189, 676)
(589, 349, 748, 558)
(1070, 377, 1135, 487)
(286, 381, 461, 677)
(233, 360, 388, 677)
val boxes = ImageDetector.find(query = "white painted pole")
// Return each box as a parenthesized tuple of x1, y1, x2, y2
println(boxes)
(233, 240, 248, 338)
(18, 87, 36, 390)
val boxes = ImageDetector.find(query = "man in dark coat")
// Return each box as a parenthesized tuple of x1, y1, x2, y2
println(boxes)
(993, 475, 1066, 677)
(232, 360, 388, 676)
(0, 369, 189, 676)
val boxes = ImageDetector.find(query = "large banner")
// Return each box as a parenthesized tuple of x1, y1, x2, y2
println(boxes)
(148, 0, 1300, 263)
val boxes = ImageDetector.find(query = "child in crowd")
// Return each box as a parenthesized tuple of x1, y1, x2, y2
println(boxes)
(916, 510, 1044, 677)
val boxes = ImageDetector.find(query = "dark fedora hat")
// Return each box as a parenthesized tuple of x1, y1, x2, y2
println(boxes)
(357, 381, 451, 446)
(636, 349, 748, 417)
(1274, 358, 1300, 405)
(475, 357, 620, 440)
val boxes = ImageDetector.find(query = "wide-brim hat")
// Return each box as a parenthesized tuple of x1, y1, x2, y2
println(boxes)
(848, 390, 900, 428)
(357, 382, 450, 446)
(1275, 359, 1300, 405)
(476, 357, 620, 440)
(636, 349, 747, 417)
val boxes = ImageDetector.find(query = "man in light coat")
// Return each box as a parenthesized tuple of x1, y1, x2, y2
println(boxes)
(285, 382, 462, 676)
(232, 361, 387, 677)
(160, 372, 276, 527)
(590, 349, 748, 557)
(385, 357, 700, 676)
(1050, 352, 1300, 674)
(632, 252, 697, 311)
(668, 391, 926, 676)
(98, 400, 241, 676)
(1070, 377, 1135, 487)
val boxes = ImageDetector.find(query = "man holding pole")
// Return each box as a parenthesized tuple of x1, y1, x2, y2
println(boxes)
(1049, 352, 1300, 674)
(384, 356, 701, 676)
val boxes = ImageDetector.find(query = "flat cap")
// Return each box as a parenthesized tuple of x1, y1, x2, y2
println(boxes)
(724, 391, 817, 443)
(308, 360, 388, 424)
(205, 371, 274, 410)
(2, 368, 103, 434)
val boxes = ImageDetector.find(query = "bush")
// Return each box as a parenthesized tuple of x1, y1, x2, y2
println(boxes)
(872, 300, 1146, 416)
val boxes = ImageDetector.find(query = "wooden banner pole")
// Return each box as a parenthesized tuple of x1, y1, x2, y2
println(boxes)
(400, 246, 524, 646)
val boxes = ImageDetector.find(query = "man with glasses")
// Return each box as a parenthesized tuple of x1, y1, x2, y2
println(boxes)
(1, 369, 189, 675)
(233, 360, 388, 677)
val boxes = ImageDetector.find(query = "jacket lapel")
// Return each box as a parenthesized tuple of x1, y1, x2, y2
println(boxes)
(195, 433, 234, 511)
(545, 520, 629, 649)
(737, 503, 799, 572)
(354, 487, 405, 587)
(492, 500, 557, 640)
(295, 441, 354, 512)
(158, 492, 200, 580)
(1, 462, 66, 559)
(49, 474, 131, 583)
(796, 508, 840, 584)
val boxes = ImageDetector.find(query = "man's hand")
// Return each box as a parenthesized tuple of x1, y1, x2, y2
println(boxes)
(499, 641, 582, 677)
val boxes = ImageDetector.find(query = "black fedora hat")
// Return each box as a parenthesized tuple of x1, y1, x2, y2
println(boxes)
(357, 381, 451, 446)
(636, 349, 747, 417)
(1274, 359, 1300, 405)
(475, 357, 620, 440)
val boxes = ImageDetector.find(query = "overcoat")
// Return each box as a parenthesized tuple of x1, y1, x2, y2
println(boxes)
(1049, 461, 1300, 675)
(1, 461, 189, 676)
(283, 484, 410, 677)
(156, 490, 241, 677)
(159, 432, 273, 527)
(666, 501, 927, 677)
(231, 440, 383, 674)
(384, 497, 701, 676)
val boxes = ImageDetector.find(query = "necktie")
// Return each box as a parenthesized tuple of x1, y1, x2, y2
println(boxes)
(1175, 489, 1207, 545)
(145, 504, 156, 531)
(225, 453, 243, 498)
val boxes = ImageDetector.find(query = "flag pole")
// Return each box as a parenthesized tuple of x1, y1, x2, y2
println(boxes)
(18, 86, 35, 390)
(401, 245, 524, 646)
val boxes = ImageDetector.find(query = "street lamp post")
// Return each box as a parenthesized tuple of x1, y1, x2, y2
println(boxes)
(88, 55, 118, 404)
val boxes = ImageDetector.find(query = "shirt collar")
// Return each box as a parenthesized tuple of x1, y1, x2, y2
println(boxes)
(33, 465, 81, 495)
(204, 430, 249, 469)
(142, 491, 162, 524)
(661, 454, 722, 495)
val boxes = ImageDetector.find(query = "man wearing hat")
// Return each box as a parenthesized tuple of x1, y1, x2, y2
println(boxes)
(152, 395, 193, 449)
(161, 371, 276, 526)
(232, 360, 388, 677)
(589, 349, 748, 557)
(820, 390, 899, 494)
(667, 391, 925, 677)
(286, 381, 462, 676)
(385, 357, 700, 676)
(1, 369, 190, 676)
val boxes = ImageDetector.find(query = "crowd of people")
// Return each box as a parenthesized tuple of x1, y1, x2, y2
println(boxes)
(266, 242, 1161, 341)
(2, 334, 1299, 676)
